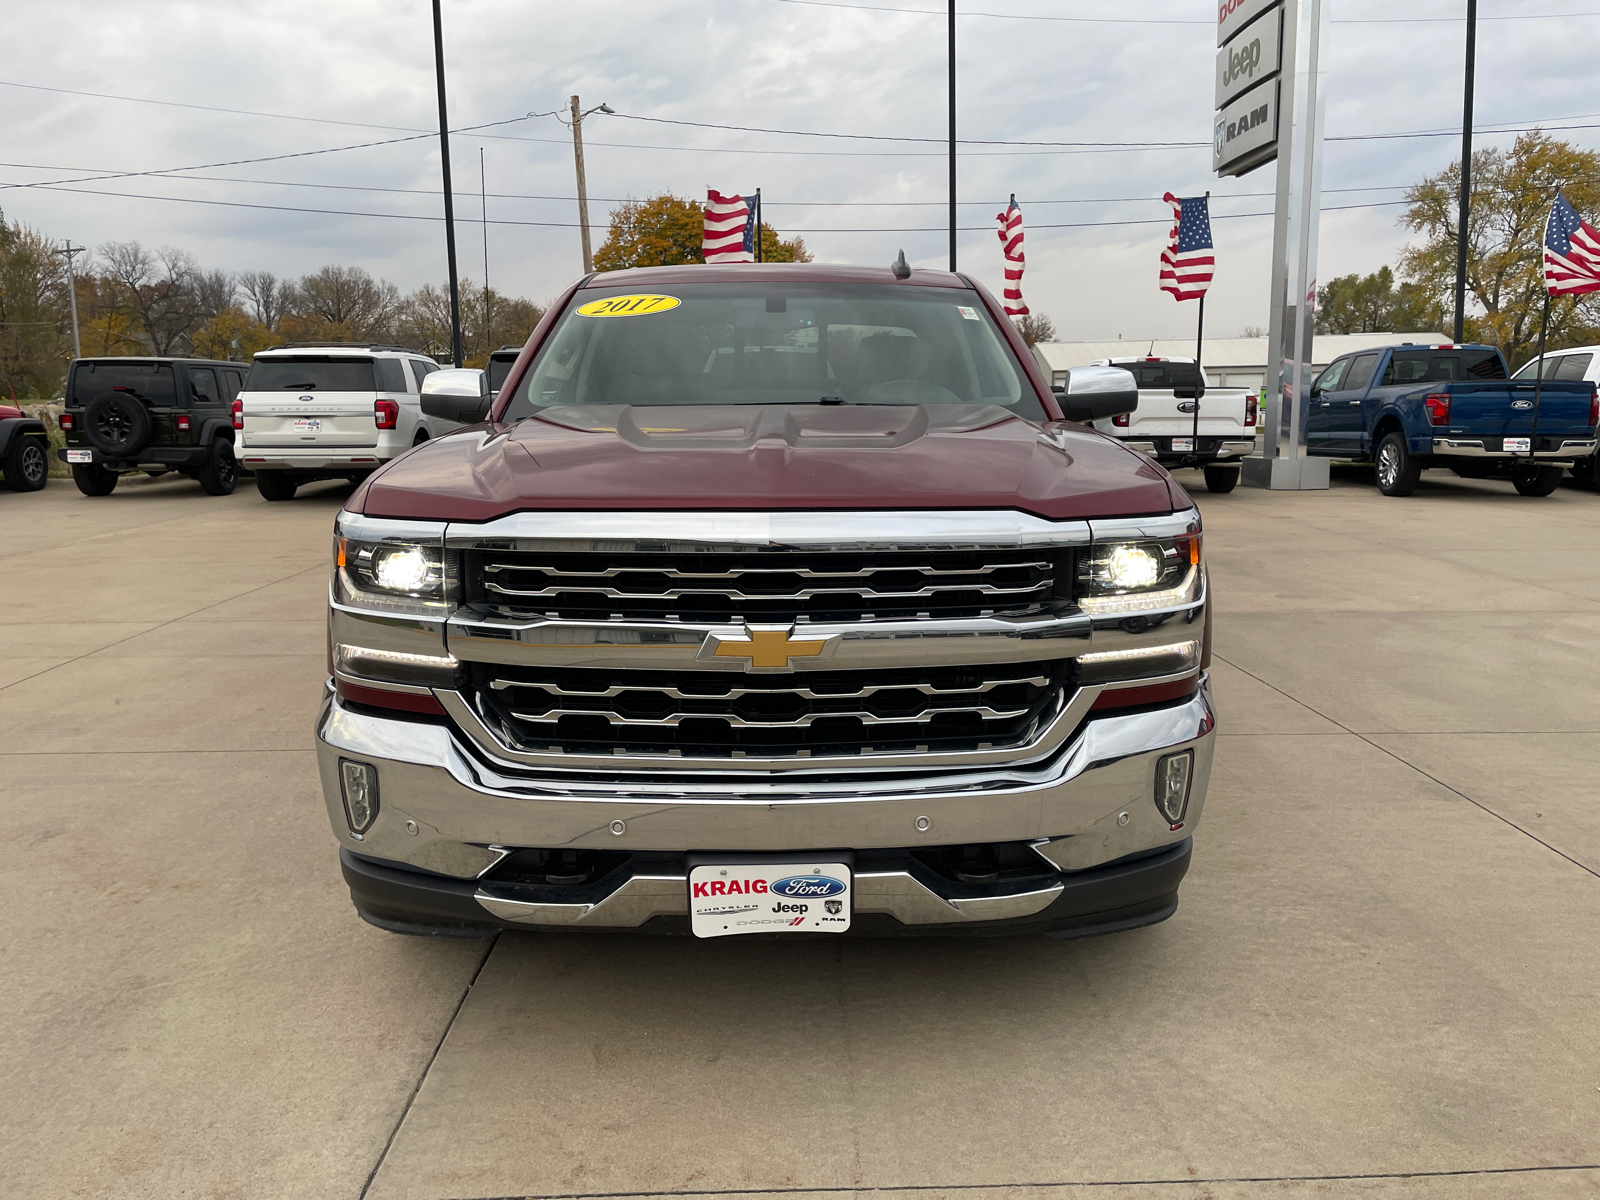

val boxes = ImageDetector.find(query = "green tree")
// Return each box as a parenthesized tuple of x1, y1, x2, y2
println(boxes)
(594, 193, 811, 271)
(0, 210, 71, 398)
(1399, 131, 1600, 365)
(192, 307, 275, 361)
(1316, 267, 1446, 335)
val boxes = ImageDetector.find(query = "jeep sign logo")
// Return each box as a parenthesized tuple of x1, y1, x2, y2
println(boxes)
(1215, 6, 1281, 108)
(1213, 79, 1280, 177)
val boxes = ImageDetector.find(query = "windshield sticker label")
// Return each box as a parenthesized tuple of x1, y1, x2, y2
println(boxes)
(576, 294, 682, 318)
(957, 305, 981, 320)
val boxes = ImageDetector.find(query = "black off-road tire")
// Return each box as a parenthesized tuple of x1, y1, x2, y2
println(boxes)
(72, 463, 118, 496)
(82, 393, 153, 458)
(1203, 464, 1240, 493)
(1374, 432, 1421, 497)
(1513, 466, 1563, 497)
(4, 434, 49, 492)
(255, 469, 299, 501)
(197, 439, 239, 496)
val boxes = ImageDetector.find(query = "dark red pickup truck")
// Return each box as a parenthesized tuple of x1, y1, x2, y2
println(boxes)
(319, 263, 1215, 941)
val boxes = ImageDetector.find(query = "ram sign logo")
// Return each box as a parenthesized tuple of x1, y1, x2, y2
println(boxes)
(770, 875, 847, 899)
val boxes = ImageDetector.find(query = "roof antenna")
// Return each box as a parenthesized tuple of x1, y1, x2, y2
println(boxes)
(891, 249, 911, 279)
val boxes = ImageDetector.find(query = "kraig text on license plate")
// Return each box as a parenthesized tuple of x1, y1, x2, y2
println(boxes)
(688, 861, 851, 938)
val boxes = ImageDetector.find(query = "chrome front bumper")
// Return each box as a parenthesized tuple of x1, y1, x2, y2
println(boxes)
(316, 679, 1214, 929)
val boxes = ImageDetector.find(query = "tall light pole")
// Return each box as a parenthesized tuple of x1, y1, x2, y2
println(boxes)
(569, 97, 613, 274)
(54, 242, 85, 359)
(948, 0, 957, 272)
(1453, 0, 1477, 344)
(431, 0, 463, 366)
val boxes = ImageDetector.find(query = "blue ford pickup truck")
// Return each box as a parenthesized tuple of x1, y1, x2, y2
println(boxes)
(1306, 343, 1598, 496)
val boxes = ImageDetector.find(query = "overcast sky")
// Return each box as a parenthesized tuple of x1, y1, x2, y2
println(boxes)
(3, 0, 1595, 340)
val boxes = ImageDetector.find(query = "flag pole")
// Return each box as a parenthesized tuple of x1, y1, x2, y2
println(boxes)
(1193, 191, 1209, 446)
(756, 189, 763, 262)
(1529, 290, 1550, 461)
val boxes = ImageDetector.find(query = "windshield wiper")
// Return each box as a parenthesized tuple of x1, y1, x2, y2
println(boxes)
(279, 383, 317, 389)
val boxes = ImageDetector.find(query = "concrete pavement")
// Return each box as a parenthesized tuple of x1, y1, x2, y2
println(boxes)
(2, 466, 1598, 1200)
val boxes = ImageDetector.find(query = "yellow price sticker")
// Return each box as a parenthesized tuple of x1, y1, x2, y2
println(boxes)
(575, 293, 682, 318)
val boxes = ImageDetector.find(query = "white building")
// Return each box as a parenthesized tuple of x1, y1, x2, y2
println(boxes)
(1031, 333, 1449, 395)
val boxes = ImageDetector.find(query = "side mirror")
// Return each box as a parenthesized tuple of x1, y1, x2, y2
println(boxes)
(1055, 365, 1138, 423)
(420, 368, 491, 423)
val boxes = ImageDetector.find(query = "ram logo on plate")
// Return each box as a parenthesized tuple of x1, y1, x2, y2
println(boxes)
(770, 875, 847, 899)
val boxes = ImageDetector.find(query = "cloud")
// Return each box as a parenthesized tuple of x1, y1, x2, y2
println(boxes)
(3, 0, 1594, 336)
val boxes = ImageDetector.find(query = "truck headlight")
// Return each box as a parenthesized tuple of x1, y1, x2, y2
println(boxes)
(335, 536, 456, 615)
(1077, 535, 1201, 615)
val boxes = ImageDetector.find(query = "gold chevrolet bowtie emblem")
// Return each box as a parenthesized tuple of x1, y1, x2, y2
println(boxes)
(705, 628, 831, 671)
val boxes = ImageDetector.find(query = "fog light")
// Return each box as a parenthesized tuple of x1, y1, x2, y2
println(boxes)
(1155, 750, 1193, 826)
(340, 759, 379, 835)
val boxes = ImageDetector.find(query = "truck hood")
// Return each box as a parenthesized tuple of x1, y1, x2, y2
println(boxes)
(354, 403, 1180, 521)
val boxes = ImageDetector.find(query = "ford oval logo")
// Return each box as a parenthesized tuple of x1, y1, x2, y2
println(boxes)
(1176, 401, 1199, 413)
(770, 875, 846, 899)
(1511, 399, 1533, 410)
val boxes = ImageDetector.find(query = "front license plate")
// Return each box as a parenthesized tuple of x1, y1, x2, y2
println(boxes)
(688, 861, 852, 938)
(1170, 437, 1195, 451)
(65, 449, 92, 463)
(293, 418, 323, 433)
(1503, 437, 1531, 452)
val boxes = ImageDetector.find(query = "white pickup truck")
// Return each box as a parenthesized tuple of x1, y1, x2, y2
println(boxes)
(1082, 357, 1257, 493)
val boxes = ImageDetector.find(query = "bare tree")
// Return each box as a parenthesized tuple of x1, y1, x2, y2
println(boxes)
(192, 268, 235, 320)
(238, 270, 287, 330)
(100, 241, 207, 355)
(290, 265, 400, 341)
(1013, 311, 1056, 346)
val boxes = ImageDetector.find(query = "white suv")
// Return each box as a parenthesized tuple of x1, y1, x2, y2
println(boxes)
(236, 344, 461, 501)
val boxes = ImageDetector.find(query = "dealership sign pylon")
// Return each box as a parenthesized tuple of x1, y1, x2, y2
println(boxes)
(1215, 0, 1331, 490)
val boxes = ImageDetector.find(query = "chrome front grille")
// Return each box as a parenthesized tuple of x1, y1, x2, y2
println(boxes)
(469, 548, 1061, 622)
(471, 660, 1074, 758)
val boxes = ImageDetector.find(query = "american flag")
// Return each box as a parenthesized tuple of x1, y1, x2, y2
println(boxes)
(995, 197, 1028, 316)
(1160, 192, 1214, 302)
(1544, 192, 1600, 296)
(703, 189, 756, 263)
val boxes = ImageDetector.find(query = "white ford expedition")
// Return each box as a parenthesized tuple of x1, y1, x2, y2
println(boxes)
(237, 344, 458, 501)
(1084, 357, 1257, 493)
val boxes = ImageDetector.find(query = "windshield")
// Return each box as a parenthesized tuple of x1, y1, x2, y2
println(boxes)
(246, 357, 376, 391)
(70, 361, 176, 406)
(1382, 349, 1506, 385)
(487, 355, 519, 392)
(501, 282, 1042, 422)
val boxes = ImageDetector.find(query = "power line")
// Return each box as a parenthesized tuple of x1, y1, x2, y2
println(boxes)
(605, 110, 1197, 147)
(776, 0, 1600, 21)
(10, 179, 1408, 230)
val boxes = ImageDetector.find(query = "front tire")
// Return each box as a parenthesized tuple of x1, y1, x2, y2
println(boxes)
(1513, 466, 1562, 497)
(196, 440, 239, 496)
(71, 463, 118, 496)
(4, 435, 49, 492)
(1374, 432, 1420, 497)
(254, 470, 299, 501)
(1203, 464, 1240, 493)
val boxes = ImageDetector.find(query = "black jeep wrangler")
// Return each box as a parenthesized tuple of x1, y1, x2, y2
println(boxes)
(58, 358, 243, 496)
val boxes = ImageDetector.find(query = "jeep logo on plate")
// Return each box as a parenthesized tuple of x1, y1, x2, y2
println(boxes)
(1511, 399, 1534, 410)
(770, 875, 846, 899)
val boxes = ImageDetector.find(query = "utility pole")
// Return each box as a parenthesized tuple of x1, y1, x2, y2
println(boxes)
(1453, 0, 1477, 344)
(431, 0, 463, 366)
(54, 242, 85, 359)
(568, 97, 613, 274)
(481, 147, 491, 355)
(948, 0, 957, 272)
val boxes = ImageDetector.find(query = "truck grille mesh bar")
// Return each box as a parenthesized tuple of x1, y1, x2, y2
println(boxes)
(469, 549, 1059, 622)
(471, 661, 1074, 758)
